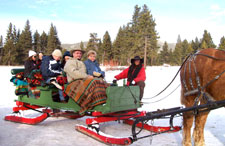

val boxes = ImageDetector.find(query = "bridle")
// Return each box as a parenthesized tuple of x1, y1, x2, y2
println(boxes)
(182, 51, 225, 105)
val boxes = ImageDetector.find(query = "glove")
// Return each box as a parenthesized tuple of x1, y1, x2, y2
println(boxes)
(93, 71, 101, 77)
(111, 79, 117, 86)
(131, 80, 135, 85)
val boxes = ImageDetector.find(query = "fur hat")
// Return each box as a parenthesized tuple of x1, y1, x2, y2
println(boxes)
(52, 49, 62, 57)
(87, 50, 97, 57)
(131, 56, 144, 64)
(29, 50, 37, 57)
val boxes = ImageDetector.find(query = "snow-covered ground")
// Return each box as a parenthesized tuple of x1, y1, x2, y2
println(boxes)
(0, 66, 224, 146)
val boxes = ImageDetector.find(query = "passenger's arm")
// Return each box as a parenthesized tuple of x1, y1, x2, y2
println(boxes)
(85, 63, 93, 76)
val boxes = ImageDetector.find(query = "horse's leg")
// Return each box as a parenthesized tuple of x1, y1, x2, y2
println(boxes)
(193, 111, 210, 146)
(183, 110, 194, 146)
(181, 89, 195, 146)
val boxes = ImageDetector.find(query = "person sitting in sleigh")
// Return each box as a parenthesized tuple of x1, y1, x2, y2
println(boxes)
(40, 49, 66, 102)
(64, 48, 109, 115)
(84, 50, 105, 78)
(114, 56, 146, 100)
(24, 50, 39, 78)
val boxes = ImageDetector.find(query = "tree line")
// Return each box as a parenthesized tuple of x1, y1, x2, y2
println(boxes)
(0, 20, 61, 65)
(1, 4, 225, 66)
(86, 5, 225, 66)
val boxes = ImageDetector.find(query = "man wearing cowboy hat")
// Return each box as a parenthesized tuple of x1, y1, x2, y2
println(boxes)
(114, 56, 146, 99)
(64, 48, 88, 82)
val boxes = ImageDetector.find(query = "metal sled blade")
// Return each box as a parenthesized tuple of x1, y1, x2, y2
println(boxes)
(124, 119, 181, 133)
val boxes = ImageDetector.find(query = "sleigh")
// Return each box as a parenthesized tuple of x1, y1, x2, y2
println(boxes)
(5, 66, 225, 145)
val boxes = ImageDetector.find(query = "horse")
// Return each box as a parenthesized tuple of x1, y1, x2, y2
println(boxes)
(180, 48, 225, 146)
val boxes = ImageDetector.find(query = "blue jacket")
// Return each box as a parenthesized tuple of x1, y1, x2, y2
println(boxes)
(84, 59, 105, 77)
(40, 55, 62, 80)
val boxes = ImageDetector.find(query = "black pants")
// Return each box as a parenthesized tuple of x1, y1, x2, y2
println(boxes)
(136, 81, 145, 100)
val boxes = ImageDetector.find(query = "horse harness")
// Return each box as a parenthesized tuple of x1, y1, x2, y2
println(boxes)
(182, 52, 225, 106)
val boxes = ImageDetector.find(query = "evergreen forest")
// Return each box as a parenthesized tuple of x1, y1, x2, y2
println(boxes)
(1, 4, 225, 66)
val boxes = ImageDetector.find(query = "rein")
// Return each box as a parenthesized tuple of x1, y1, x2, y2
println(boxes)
(183, 51, 225, 105)
(143, 54, 192, 100)
(143, 50, 225, 103)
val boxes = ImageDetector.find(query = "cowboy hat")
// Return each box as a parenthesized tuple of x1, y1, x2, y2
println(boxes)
(70, 48, 85, 54)
(131, 56, 144, 64)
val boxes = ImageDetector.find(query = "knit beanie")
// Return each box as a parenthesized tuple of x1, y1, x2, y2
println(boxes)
(52, 49, 62, 57)
(63, 51, 71, 58)
(29, 50, 37, 57)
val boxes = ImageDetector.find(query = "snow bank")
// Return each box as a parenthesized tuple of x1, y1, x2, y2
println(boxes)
(0, 66, 224, 146)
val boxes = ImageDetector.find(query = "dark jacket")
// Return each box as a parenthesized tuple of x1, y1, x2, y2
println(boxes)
(36, 59, 42, 69)
(40, 55, 62, 80)
(24, 59, 38, 78)
(84, 59, 105, 77)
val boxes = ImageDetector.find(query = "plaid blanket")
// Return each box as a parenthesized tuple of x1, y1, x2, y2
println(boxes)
(10, 76, 28, 95)
(27, 70, 44, 86)
(28, 86, 41, 99)
(64, 76, 109, 115)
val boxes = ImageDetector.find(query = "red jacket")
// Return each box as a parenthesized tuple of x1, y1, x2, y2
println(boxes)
(114, 66, 146, 86)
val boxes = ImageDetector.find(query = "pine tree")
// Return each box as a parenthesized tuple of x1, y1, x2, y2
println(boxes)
(191, 37, 200, 52)
(172, 35, 183, 65)
(1, 23, 16, 65)
(168, 49, 174, 65)
(218, 36, 225, 50)
(86, 33, 100, 51)
(132, 5, 141, 31)
(200, 30, 216, 49)
(135, 4, 159, 65)
(159, 41, 170, 64)
(113, 27, 126, 65)
(80, 41, 84, 50)
(187, 43, 194, 55)
(129, 5, 141, 57)
(181, 39, 190, 59)
(46, 23, 61, 55)
(200, 40, 207, 49)
(85, 33, 100, 60)
(97, 40, 103, 64)
(54, 26, 61, 49)
(17, 20, 33, 64)
(0, 36, 3, 47)
(13, 27, 22, 65)
(112, 4, 159, 65)
(40, 31, 48, 53)
(181, 39, 193, 61)
(0, 35, 3, 64)
(102, 31, 112, 62)
(177, 35, 182, 44)
(33, 30, 41, 53)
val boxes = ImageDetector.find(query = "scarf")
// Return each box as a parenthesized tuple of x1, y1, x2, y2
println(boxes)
(127, 63, 142, 85)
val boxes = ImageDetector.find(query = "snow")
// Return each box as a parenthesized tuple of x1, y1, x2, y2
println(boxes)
(0, 66, 224, 146)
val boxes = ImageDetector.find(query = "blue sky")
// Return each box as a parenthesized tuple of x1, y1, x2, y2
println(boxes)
(1, 0, 225, 45)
